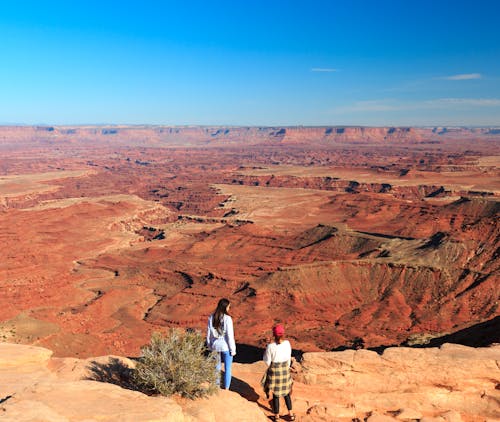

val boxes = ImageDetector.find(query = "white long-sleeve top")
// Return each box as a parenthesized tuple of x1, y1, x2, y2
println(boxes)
(206, 313, 236, 356)
(263, 340, 291, 366)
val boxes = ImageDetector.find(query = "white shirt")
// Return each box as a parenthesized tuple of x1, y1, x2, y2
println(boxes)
(263, 340, 291, 366)
(206, 313, 236, 356)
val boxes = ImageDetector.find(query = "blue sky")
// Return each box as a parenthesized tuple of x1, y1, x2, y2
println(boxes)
(0, 0, 499, 126)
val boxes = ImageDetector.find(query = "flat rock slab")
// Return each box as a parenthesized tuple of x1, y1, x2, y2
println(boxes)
(0, 342, 266, 422)
(295, 343, 500, 421)
(0, 342, 53, 368)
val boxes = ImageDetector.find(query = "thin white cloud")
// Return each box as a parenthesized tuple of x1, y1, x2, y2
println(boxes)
(443, 73, 482, 80)
(425, 98, 500, 106)
(333, 98, 500, 113)
(311, 68, 338, 72)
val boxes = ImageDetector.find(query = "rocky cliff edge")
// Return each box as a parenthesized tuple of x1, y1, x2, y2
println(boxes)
(0, 342, 498, 421)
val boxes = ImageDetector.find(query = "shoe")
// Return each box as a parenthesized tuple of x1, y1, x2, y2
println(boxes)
(289, 415, 296, 421)
(270, 416, 279, 421)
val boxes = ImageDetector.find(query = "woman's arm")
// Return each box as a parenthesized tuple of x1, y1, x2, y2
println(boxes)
(226, 315, 236, 356)
(263, 343, 273, 366)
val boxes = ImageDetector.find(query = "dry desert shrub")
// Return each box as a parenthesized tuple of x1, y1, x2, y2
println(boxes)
(133, 329, 218, 399)
(405, 332, 447, 346)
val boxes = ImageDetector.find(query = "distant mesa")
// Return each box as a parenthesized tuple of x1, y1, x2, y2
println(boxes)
(1, 124, 498, 147)
(325, 127, 345, 134)
(270, 128, 286, 137)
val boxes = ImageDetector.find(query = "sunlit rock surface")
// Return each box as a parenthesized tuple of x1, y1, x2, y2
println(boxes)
(1, 342, 498, 421)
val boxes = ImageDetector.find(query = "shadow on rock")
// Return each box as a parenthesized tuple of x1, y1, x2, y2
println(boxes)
(416, 315, 500, 348)
(230, 375, 274, 414)
(0, 395, 14, 405)
(234, 343, 265, 364)
(230, 376, 260, 402)
(331, 316, 500, 355)
(86, 358, 139, 392)
(235, 343, 303, 363)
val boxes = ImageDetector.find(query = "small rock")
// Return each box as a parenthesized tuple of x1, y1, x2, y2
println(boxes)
(396, 408, 423, 420)
(441, 410, 463, 422)
(366, 412, 399, 422)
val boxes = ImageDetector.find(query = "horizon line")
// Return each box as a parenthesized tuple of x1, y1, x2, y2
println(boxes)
(1, 123, 499, 129)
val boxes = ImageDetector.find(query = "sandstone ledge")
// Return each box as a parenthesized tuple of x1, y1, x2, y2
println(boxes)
(293, 343, 500, 421)
(0, 342, 266, 422)
(1, 342, 499, 421)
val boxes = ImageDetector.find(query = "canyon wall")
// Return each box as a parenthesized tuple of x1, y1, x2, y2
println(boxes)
(0, 125, 498, 358)
(1, 125, 499, 148)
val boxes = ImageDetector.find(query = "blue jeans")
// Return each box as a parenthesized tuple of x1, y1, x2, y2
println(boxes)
(216, 351, 233, 389)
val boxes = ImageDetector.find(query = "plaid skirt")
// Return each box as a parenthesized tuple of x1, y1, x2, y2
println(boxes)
(264, 361, 292, 397)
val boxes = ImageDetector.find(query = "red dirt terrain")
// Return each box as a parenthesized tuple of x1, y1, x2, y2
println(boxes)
(0, 125, 498, 357)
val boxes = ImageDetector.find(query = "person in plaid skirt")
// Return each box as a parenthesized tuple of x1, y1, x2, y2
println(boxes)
(263, 324, 296, 421)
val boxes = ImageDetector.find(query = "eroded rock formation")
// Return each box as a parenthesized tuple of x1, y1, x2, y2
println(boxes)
(0, 126, 498, 357)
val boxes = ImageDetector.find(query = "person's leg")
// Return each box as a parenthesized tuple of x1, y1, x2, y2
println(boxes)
(272, 394, 280, 418)
(221, 351, 233, 389)
(284, 394, 295, 420)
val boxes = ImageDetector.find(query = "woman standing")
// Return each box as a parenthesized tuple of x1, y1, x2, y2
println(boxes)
(206, 298, 236, 389)
(263, 324, 295, 421)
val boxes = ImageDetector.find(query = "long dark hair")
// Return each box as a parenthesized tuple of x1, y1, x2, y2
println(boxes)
(212, 298, 230, 333)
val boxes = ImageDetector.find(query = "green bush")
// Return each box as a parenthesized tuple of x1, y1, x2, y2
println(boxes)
(133, 329, 218, 399)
